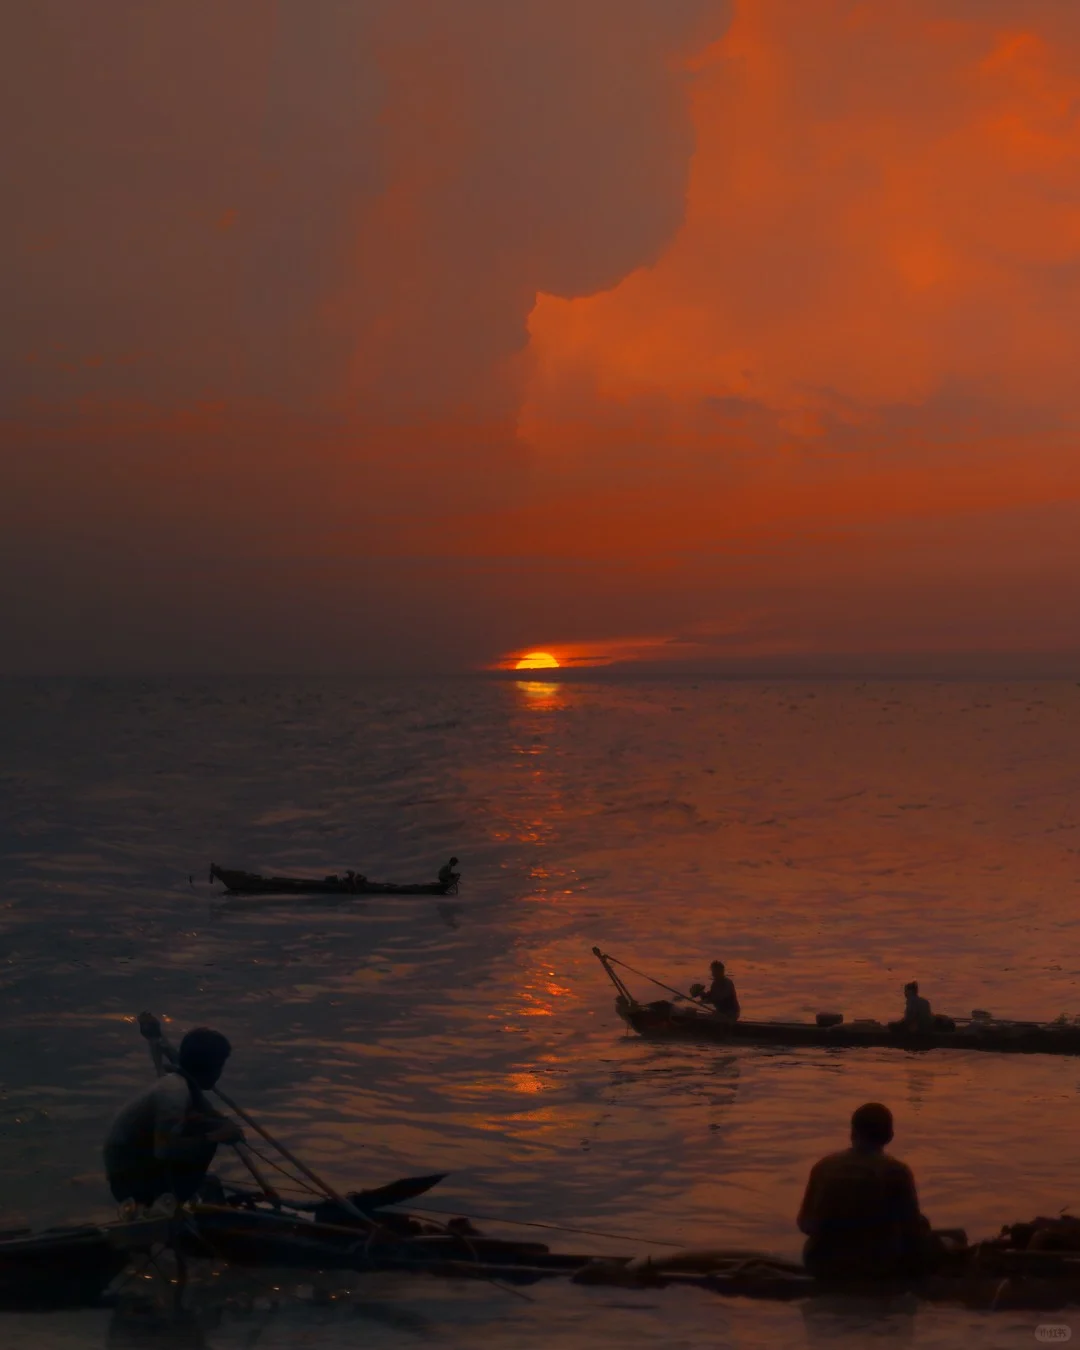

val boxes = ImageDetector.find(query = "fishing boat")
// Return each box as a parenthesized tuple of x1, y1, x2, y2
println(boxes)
(573, 1231, 1080, 1311)
(7, 1183, 1080, 1315)
(208, 864, 455, 897)
(112, 1174, 570, 1276)
(0, 1172, 601, 1312)
(18, 1013, 1077, 1317)
(594, 948, 1080, 1057)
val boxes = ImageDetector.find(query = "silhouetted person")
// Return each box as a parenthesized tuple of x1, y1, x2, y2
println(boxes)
(797, 1102, 935, 1280)
(438, 856, 460, 890)
(104, 1028, 242, 1207)
(691, 960, 741, 1022)
(888, 981, 934, 1034)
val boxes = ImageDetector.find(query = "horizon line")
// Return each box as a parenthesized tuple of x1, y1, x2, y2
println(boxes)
(2, 653, 1080, 682)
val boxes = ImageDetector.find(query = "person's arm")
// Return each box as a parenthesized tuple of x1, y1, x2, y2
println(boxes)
(193, 1113, 245, 1144)
(797, 1164, 822, 1236)
(151, 1080, 242, 1160)
(151, 1079, 207, 1161)
(893, 1164, 923, 1235)
(138, 1012, 168, 1078)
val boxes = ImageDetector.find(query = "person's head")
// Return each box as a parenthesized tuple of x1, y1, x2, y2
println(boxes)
(449, 857, 458, 866)
(710, 960, 725, 977)
(178, 1028, 232, 1088)
(850, 1102, 894, 1151)
(904, 981, 919, 996)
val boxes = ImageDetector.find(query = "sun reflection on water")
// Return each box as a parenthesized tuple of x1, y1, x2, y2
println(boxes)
(517, 681, 564, 708)
(508, 1071, 545, 1094)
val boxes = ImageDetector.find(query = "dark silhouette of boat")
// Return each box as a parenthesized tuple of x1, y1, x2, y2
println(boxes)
(0, 1224, 130, 1309)
(4, 1172, 1080, 1313)
(615, 997, 1080, 1057)
(208, 864, 455, 897)
(593, 948, 1080, 1058)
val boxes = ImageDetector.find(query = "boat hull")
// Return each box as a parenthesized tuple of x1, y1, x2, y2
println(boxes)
(0, 1226, 129, 1309)
(209, 865, 452, 897)
(175, 1205, 557, 1271)
(616, 998, 1080, 1057)
(6, 1202, 1080, 1313)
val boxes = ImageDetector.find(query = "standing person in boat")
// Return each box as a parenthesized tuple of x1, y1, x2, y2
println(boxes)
(103, 1026, 243, 1208)
(437, 856, 461, 890)
(797, 1102, 937, 1280)
(691, 960, 741, 1022)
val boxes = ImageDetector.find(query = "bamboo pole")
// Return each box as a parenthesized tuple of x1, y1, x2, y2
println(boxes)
(137, 1011, 375, 1229)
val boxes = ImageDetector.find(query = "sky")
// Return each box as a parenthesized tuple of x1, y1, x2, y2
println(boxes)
(3, 0, 1080, 673)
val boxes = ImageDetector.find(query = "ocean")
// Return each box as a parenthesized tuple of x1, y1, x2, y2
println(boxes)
(1, 675, 1079, 1349)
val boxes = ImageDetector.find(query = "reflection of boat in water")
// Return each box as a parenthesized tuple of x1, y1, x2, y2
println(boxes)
(208, 865, 454, 897)
(594, 948, 1080, 1058)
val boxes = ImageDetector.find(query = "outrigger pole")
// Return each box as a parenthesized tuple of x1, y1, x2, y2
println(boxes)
(592, 947, 637, 1005)
(591, 947, 714, 1013)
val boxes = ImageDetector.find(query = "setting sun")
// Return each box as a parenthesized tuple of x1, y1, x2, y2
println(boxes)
(515, 652, 560, 671)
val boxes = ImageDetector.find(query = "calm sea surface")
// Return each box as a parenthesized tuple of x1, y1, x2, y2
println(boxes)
(1, 676, 1079, 1349)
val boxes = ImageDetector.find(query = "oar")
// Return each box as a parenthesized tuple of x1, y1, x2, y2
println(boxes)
(203, 1087, 378, 1227)
(350, 1173, 448, 1211)
(222, 1172, 448, 1214)
(138, 1012, 378, 1230)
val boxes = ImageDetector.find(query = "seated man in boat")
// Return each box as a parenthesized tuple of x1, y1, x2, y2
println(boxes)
(690, 960, 741, 1022)
(893, 980, 934, 1033)
(797, 1102, 937, 1280)
(437, 856, 461, 890)
(103, 1027, 243, 1208)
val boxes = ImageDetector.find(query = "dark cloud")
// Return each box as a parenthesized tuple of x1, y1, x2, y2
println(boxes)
(1, 0, 731, 418)
(0, 1, 735, 670)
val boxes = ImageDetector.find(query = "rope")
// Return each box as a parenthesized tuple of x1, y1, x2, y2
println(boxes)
(592, 948, 635, 1004)
(242, 1142, 323, 1198)
(214, 1156, 532, 1304)
(604, 954, 713, 1012)
(398, 1203, 687, 1249)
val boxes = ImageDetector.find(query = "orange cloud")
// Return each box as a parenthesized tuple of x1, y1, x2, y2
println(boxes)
(448, 0, 1080, 666)
(4, 0, 1080, 671)
(525, 3, 1080, 429)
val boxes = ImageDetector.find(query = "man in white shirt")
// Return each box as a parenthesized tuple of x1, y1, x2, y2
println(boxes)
(103, 1027, 242, 1206)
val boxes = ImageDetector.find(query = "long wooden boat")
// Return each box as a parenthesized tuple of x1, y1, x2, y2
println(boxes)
(209, 864, 455, 897)
(573, 1235, 1080, 1311)
(6, 1175, 1080, 1314)
(0, 1173, 567, 1311)
(615, 997, 1080, 1057)
(592, 948, 1080, 1058)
